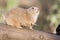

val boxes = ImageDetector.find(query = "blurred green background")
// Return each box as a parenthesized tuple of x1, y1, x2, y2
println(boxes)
(0, 0, 60, 33)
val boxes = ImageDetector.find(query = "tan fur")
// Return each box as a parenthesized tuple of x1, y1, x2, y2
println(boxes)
(2, 7, 40, 29)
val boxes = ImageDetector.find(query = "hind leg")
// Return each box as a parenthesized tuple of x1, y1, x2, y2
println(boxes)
(17, 25, 22, 29)
(16, 23, 23, 29)
(17, 26, 22, 29)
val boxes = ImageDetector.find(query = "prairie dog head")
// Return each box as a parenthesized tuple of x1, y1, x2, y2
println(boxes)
(27, 7, 40, 23)
(27, 7, 40, 15)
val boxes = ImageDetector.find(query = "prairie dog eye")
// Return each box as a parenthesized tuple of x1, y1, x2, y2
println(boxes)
(32, 7, 34, 9)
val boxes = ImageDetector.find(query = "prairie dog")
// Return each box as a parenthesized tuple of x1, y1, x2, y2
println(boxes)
(2, 7, 40, 29)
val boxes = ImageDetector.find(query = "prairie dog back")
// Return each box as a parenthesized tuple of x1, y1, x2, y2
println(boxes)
(2, 7, 40, 29)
